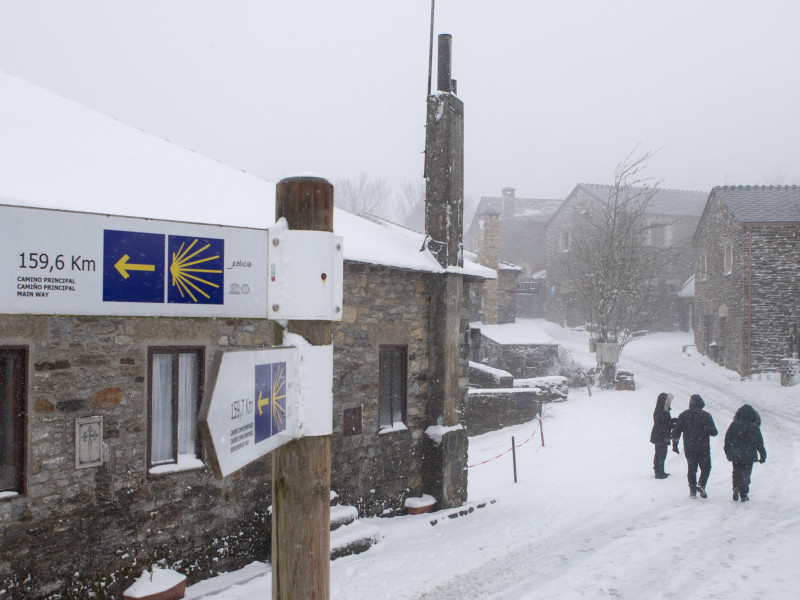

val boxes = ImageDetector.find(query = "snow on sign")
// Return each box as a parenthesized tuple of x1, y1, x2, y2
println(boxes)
(0, 204, 267, 317)
(199, 347, 299, 478)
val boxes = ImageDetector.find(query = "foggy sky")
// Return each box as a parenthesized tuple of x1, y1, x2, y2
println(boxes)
(1, 1, 798, 209)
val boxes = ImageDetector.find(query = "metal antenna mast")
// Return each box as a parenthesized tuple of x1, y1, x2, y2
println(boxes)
(427, 0, 435, 96)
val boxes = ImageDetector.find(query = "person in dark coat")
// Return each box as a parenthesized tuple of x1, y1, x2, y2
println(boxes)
(724, 404, 766, 502)
(650, 392, 675, 479)
(672, 394, 718, 498)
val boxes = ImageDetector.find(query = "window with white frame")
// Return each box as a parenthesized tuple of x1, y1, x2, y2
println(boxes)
(148, 347, 204, 470)
(700, 253, 707, 281)
(724, 244, 733, 275)
(0, 347, 26, 495)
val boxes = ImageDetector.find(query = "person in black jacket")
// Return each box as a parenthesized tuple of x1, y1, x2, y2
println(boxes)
(672, 394, 718, 498)
(724, 404, 766, 502)
(650, 392, 675, 479)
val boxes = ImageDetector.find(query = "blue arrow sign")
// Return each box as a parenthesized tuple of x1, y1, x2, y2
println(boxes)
(254, 361, 288, 443)
(103, 229, 165, 303)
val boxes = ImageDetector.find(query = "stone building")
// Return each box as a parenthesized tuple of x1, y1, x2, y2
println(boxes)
(465, 187, 562, 322)
(545, 183, 707, 330)
(692, 185, 800, 376)
(465, 187, 562, 277)
(0, 62, 491, 597)
(466, 205, 522, 324)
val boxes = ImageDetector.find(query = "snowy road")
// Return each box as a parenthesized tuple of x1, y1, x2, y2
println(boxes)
(186, 322, 800, 600)
(414, 326, 799, 600)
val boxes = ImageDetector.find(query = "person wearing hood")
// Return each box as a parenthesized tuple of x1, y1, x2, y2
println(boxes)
(650, 392, 675, 479)
(724, 404, 766, 502)
(672, 394, 718, 498)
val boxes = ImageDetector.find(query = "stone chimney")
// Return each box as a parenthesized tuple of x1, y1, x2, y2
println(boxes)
(501, 186, 516, 217)
(421, 34, 468, 510)
(424, 33, 464, 268)
(476, 209, 500, 324)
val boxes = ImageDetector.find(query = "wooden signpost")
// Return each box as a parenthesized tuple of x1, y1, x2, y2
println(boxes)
(272, 176, 334, 600)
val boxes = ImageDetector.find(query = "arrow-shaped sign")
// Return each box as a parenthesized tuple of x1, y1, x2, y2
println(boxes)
(257, 389, 269, 415)
(114, 254, 156, 279)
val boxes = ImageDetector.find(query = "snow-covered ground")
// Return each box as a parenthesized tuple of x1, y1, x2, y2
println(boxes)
(184, 319, 800, 600)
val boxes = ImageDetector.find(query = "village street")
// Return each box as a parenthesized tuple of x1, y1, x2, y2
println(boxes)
(186, 320, 800, 600)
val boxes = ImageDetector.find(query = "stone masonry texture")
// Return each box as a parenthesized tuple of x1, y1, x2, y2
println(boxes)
(1, 260, 477, 598)
(694, 194, 800, 375)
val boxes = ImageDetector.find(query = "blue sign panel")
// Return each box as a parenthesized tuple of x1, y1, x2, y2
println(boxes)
(167, 235, 225, 305)
(254, 362, 288, 443)
(102, 229, 165, 303)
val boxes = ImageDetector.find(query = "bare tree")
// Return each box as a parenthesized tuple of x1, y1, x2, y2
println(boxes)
(760, 168, 800, 186)
(761, 168, 787, 186)
(395, 177, 426, 231)
(334, 172, 392, 218)
(561, 149, 674, 386)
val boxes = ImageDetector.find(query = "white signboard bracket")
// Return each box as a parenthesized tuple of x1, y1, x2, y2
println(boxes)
(267, 219, 343, 321)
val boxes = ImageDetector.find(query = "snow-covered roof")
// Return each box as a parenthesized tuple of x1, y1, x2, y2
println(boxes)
(0, 70, 493, 279)
(472, 319, 556, 346)
(498, 260, 523, 272)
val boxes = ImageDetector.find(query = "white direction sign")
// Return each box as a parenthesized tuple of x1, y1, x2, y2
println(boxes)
(0, 204, 268, 318)
(199, 347, 298, 478)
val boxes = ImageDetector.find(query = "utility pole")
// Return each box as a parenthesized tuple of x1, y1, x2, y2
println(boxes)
(272, 176, 334, 600)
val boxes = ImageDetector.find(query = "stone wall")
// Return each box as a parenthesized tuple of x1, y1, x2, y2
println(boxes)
(332, 264, 471, 515)
(1, 260, 477, 597)
(0, 315, 276, 599)
(465, 377, 567, 436)
(497, 269, 519, 325)
(464, 389, 541, 436)
(694, 196, 800, 375)
(476, 335, 559, 379)
(693, 195, 750, 373)
(747, 225, 800, 371)
(332, 263, 430, 515)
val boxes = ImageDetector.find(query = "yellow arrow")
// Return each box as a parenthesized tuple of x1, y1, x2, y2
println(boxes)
(257, 389, 270, 416)
(114, 254, 156, 279)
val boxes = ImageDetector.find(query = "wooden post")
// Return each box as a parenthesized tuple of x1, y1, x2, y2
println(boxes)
(272, 176, 333, 600)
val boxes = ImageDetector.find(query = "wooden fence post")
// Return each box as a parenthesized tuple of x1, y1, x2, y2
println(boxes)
(272, 176, 333, 600)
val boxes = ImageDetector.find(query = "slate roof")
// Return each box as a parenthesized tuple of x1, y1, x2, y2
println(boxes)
(578, 184, 708, 217)
(712, 185, 800, 223)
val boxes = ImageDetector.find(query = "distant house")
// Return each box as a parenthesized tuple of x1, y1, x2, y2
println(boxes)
(545, 183, 707, 330)
(693, 185, 800, 376)
(465, 187, 562, 277)
(464, 187, 561, 322)
(0, 71, 493, 597)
